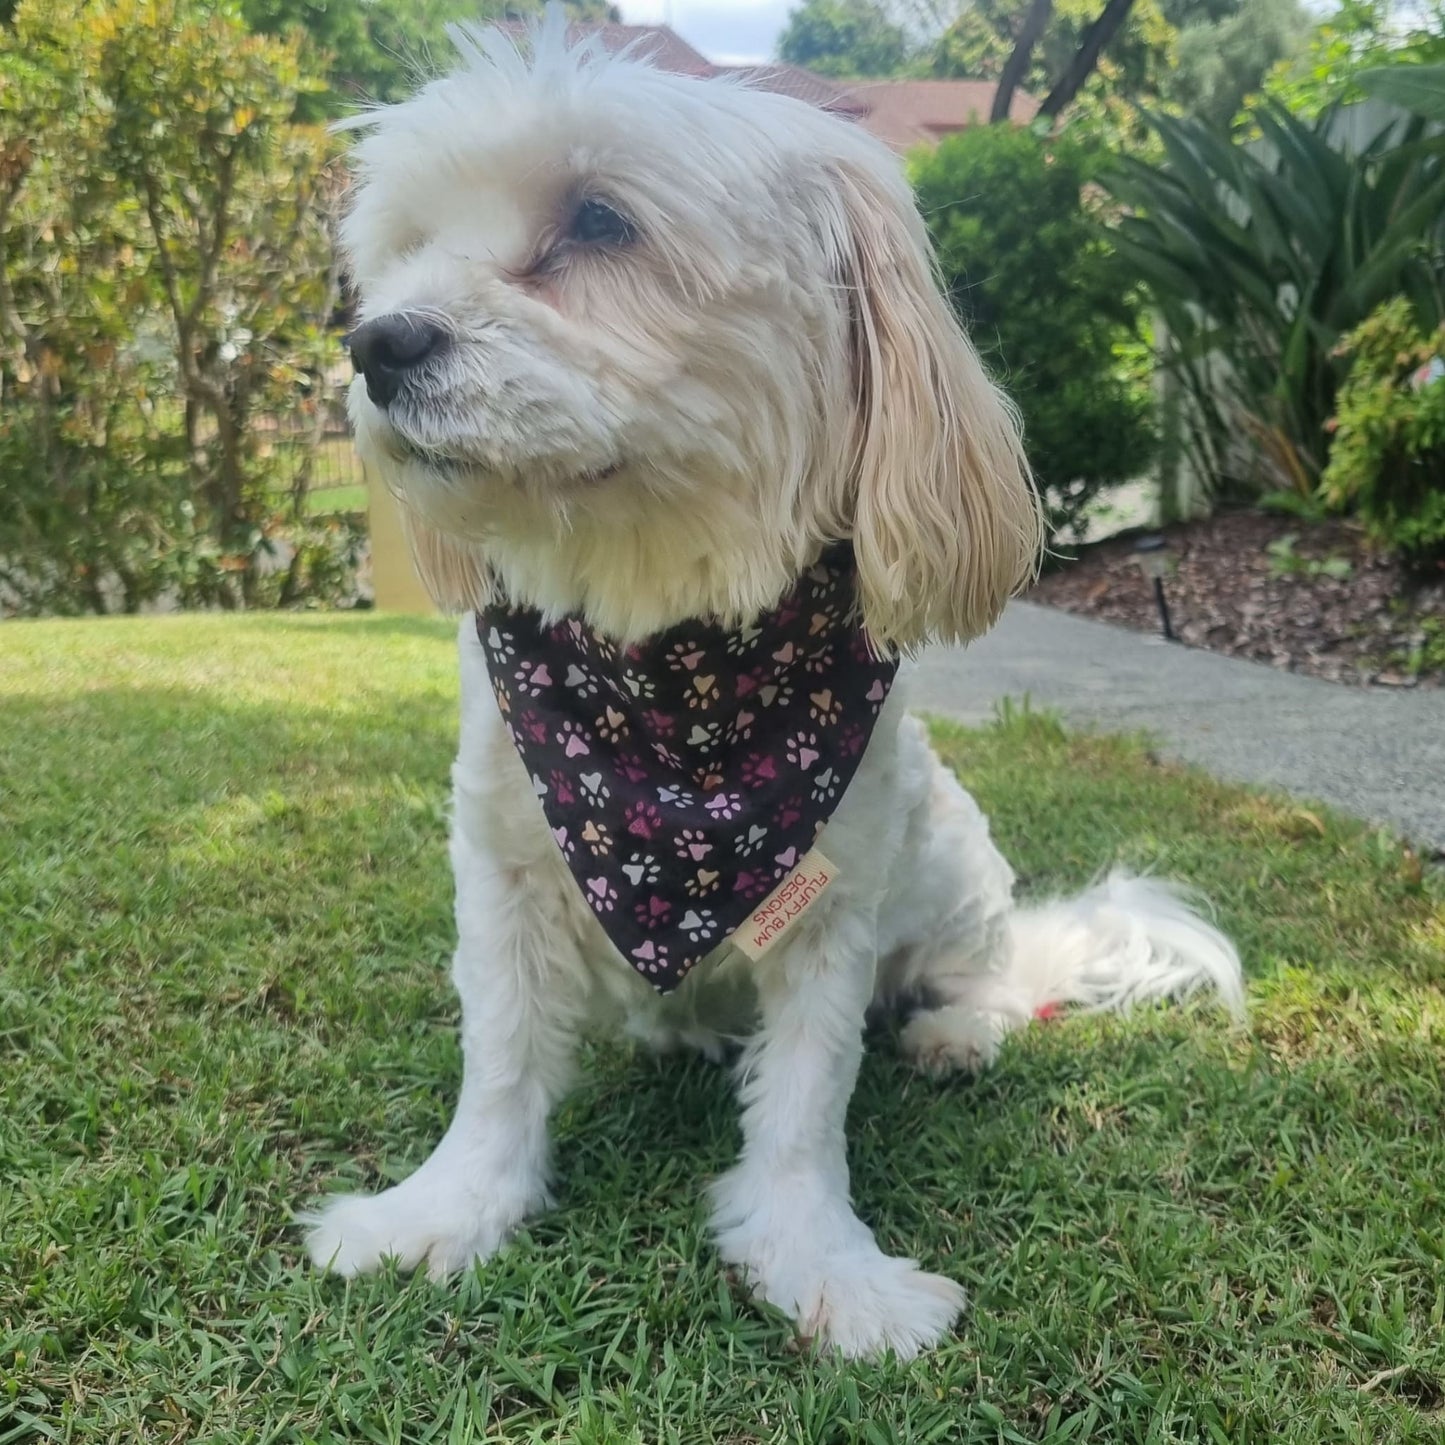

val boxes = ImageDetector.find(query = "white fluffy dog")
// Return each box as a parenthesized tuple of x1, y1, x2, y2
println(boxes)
(304, 16, 1244, 1359)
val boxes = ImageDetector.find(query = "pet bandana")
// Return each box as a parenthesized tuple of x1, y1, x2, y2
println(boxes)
(478, 544, 899, 992)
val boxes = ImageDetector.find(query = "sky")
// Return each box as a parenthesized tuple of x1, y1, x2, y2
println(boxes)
(617, 0, 793, 64)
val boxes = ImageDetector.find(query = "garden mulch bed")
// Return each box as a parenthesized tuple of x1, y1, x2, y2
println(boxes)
(1029, 510, 1445, 688)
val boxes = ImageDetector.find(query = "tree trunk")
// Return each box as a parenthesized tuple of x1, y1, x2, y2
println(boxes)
(991, 0, 1054, 123)
(1038, 0, 1138, 119)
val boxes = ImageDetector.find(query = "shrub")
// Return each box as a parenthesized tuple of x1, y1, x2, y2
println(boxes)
(1107, 91, 1445, 512)
(0, 0, 351, 615)
(911, 125, 1156, 540)
(1321, 297, 1445, 564)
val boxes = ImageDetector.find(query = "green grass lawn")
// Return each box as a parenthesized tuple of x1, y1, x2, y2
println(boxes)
(3, 614, 1443, 1444)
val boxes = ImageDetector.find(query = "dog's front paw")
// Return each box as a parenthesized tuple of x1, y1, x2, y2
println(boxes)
(793, 1251, 967, 1360)
(713, 1174, 965, 1360)
(302, 1166, 543, 1280)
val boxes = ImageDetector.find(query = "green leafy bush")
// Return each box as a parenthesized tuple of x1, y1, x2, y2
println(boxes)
(911, 125, 1156, 538)
(1321, 297, 1445, 564)
(0, 0, 354, 615)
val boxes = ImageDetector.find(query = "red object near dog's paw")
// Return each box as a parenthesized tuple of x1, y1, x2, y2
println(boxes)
(1033, 1002, 1062, 1022)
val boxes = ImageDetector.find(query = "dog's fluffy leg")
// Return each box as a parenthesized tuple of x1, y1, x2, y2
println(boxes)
(710, 911, 966, 1360)
(303, 805, 586, 1280)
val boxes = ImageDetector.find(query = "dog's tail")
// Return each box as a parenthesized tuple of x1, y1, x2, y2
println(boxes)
(1003, 870, 1245, 1022)
(902, 870, 1244, 1074)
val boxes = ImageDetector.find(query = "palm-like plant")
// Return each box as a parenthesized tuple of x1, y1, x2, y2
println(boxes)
(1107, 95, 1445, 507)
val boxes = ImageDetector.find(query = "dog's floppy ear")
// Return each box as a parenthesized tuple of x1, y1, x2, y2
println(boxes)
(831, 159, 1043, 654)
(397, 501, 494, 614)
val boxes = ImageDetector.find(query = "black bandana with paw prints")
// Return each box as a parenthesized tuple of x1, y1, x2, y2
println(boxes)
(477, 544, 898, 992)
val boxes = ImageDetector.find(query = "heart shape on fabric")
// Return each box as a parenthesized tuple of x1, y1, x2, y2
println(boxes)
(698, 772, 724, 791)
(735, 674, 758, 697)
(580, 771, 603, 794)
(551, 826, 568, 849)
(810, 689, 833, 714)
(693, 675, 716, 695)
(753, 756, 777, 781)
(585, 876, 608, 899)
(680, 909, 706, 932)
(687, 840, 711, 860)
(679, 649, 705, 672)
(565, 665, 589, 689)
(647, 896, 670, 919)
(747, 824, 767, 845)
(604, 706, 627, 730)
(774, 845, 798, 869)
(633, 940, 657, 962)
(697, 868, 719, 886)
(815, 767, 835, 790)
(531, 773, 547, 797)
(531, 664, 553, 688)
(582, 820, 603, 843)
(796, 747, 819, 770)
(810, 612, 830, 636)
(487, 627, 505, 649)
(866, 678, 887, 703)
(733, 710, 756, 733)
(688, 725, 714, 748)
(759, 684, 779, 707)
(772, 642, 796, 665)
(622, 860, 649, 885)
(564, 733, 590, 758)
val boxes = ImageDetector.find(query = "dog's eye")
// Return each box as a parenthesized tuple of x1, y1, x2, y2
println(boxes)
(567, 198, 636, 248)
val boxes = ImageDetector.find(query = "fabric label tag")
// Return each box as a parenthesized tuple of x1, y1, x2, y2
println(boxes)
(730, 848, 838, 961)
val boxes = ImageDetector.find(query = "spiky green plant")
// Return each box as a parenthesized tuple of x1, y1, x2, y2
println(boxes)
(1106, 93, 1445, 507)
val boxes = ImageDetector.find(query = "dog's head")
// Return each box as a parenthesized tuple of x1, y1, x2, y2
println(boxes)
(342, 14, 1042, 647)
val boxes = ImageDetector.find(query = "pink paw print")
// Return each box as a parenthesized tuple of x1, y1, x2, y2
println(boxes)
(515, 659, 553, 697)
(740, 752, 779, 789)
(640, 707, 676, 738)
(549, 770, 576, 806)
(634, 895, 673, 931)
(625, 801, 664, 840)
(490, 679, 512, 716)
(555, 720, 592, 759)
(519, 709, 548, 745)
(584, 876, 618, 912)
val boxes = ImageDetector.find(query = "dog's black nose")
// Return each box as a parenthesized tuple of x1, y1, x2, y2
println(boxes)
(348, 313, 448, 408)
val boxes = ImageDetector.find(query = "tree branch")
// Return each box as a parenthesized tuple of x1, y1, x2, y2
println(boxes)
(1038, 0, 1138, 120)
(991, 0, 1054, 123)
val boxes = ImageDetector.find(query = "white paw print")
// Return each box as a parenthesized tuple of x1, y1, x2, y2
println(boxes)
(484, 625, 515, 659)
(657, 783, 694, 809)
(564, 663, 600, 697)
(733, 823, 768, 857)
(811, 766, 838, 803)
(579, 771, 610, 805)
(704, 792, 742, 821)
(680, 907, 717, 942)
(621, 852, 660, 886)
